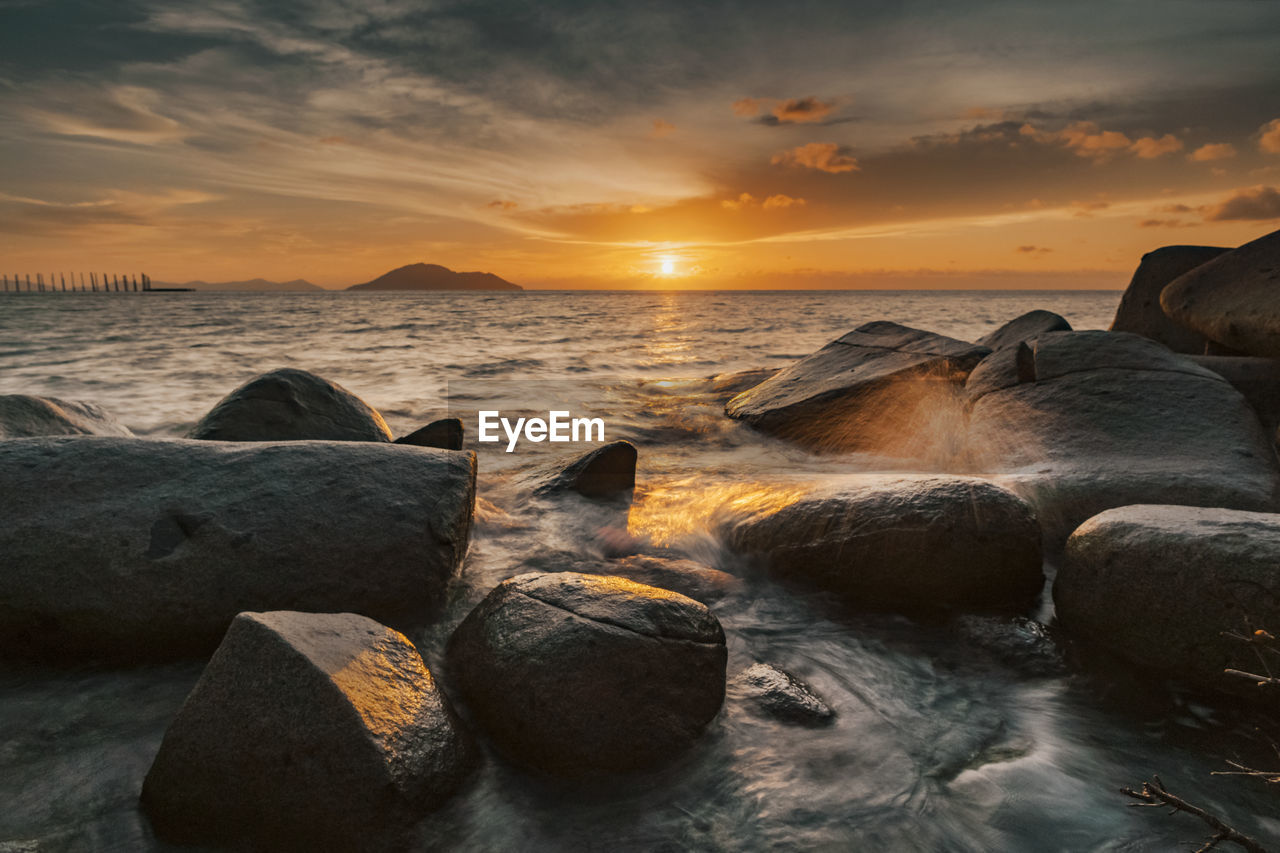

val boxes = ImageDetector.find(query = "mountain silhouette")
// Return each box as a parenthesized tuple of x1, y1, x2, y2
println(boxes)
(347, 263, 522, 291)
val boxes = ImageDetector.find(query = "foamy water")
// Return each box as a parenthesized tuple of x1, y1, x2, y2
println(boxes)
(3, 290, 1278, 851)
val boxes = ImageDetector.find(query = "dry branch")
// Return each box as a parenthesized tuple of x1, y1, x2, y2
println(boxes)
(1120, 774, 1269, 853)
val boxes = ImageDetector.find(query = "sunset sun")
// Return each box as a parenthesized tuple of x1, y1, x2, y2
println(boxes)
(660, 259, 675, 275)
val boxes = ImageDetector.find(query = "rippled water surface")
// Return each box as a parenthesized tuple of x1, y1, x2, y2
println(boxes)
(2, 290, 1278, 852)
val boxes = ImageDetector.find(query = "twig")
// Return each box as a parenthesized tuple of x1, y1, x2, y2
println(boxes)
(1119, 774, 1269, 853)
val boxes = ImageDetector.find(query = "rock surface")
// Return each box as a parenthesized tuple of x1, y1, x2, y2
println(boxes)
(1055, 505, 1280, 695)
(569, 554, 742, 603)
(396, 417, 464, 450)
(188, 367, 393, 442)
(735, 663, 834, 726)
(966, 331, 1279, 543)
(1109, 245, 1228, 352)
(1162, 229, 1280, 357)
(725, 321, 990, 452)
(0, 395, 133, 439)
(446, 572, 726, 775)
(0, 437, 475, 660)
(976, 310, 1071, 351)
(535, 440, 637, 501)
(1188, 355, 1280, 433)
(141, 611, 475, 849)
(721, 475, 1043, 610)
(949, 615, 1064, 676)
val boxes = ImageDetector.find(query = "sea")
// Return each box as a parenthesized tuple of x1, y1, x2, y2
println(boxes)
(2, 289, 1277, 851)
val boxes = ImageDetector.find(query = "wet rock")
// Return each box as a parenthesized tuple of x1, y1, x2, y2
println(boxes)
(569, 554, 743, 603)
(966, 331, 1279, 544)
(725, 321, 990, 453)
(446, 572, 726, 775)
(396, 417, 464, 450)
(535, 440, 637, 501)
(1056, 504, 1280, 696)
(949, 614, 1064, 676)
(188, 367, 393, 442)
(1109, 245, 1228, 352)
(141, 611, 475, 849)
(976, 310, 1071, 351)
(1188, 355, 1280, 433)
(1162, 228, 1280, 357)
(735, 663, 834, 726)
(0, 394, 132, 439)
(721, 474, 1043, 611)
(0, 437, 475, 660)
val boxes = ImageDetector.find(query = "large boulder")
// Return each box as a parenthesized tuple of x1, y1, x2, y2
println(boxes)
(1056, 505, 1280, 696)
(569, 554, 742, 603)
(720, 474, 1043, 610)
(1188, 355, 1280, 433)
(966, 331, 1279, 544)
(188, 367, 393, 441)
(1161, 229, 1280, 357)
(141, 611, 476, 849)
(0, 437, 475, 660)
(0, 395, 133, 439)
(534, 440, 637, 501)
(725, 321, 990, 453)
(1109, 245, 1228, 353)
(446, 572, 726, 775)
(976, 310, 1071, 351)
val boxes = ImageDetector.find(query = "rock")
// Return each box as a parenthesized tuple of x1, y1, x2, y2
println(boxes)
(188, 367, 393, 442)
(141, 611, 475, 849)
(976, 310, 1071, 351)
(1055, 505, 1280, 696)
(724, 321, 990, 453)
(0, 394, 133, 439)
(1109, 245, 1228, 352)
(1188, 355, 1280, 433)
(569, 554, 743, 603)
(1161, 229, 1280, 357)
(734, 663, 834, 726)
(707, 367, 780, 400)
(396, 417, 464, 450)
(949, 615, 1064, 676)
(446, 572, 726, 774)
(721, 474, 1043, 610)
(0, 437, 475, 660)
(966, 331, 1279, 544)
(535, 440, 637, 501)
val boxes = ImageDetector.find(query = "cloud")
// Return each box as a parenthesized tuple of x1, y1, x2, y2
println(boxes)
(720, 192, 806, 211)
(1260, 119, 1280, 154)
(1019, 121, 1181, 162)
(1069, 200, 1110, 217)
(1138, 218, 1193, 228)
(1129, 133, 1182, 159)
(770, 96, 835, 124)
(650, 118, 676, 138)
(732, 98, 760, 117)
(1189, 142, 1236, 162)
(487, 200, 519, 211)
(1203, 185, 1280, 221)
(771, 142, 860, 173)
(1015, 245, 1052, 254)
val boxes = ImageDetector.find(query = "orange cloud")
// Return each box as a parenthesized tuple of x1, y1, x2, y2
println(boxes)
(1189, 142, 1236, 162)
(1203, 185, 1280, 221)
(721, 192, 806, 211)
(771, 142, 860, 173)
(1138, 218, 1193, 228)
(732, 98, 761, 117)
(1015, 245, 1052, 254)
(1129, 134, 1183, 159)
(487, 200, 519, 211)
(771, 97, 835, 124)
(650, 119, 676, 139)
(1260, 119, 1280, 154)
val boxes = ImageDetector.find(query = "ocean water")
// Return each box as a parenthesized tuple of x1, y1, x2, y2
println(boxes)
(2, 290, 1278, 852)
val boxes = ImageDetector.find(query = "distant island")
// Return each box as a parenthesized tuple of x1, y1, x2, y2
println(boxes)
(347, 263, 522, 292)
(152, 278, 322, 293)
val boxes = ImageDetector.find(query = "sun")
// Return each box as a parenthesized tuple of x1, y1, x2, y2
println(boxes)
(660, 258, 675, 275)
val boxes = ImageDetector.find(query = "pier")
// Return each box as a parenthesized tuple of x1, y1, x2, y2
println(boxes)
(0, 273, 192, 293)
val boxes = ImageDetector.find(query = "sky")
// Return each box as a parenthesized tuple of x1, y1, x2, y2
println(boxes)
(1, 0, 1279, 289)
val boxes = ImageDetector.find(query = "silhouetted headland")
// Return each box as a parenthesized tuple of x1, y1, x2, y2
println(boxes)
(347, 262, 522, 292)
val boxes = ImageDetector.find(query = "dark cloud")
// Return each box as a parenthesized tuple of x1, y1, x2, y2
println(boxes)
(1203, 185, 1280, 221)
